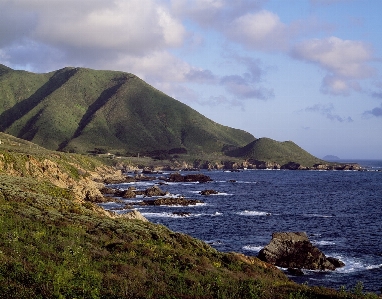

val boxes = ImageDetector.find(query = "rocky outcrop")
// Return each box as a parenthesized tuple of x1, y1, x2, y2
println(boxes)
(243, 159, 281, 170)
(167, 173, 212, 183)
(280, 162, 309, 170)
(200, 189, 219, 196)
(115, 209, 149, 222)
(143, 185, 169, 197)
(121, 187, 137, 198)
(258, 232, 344, 271)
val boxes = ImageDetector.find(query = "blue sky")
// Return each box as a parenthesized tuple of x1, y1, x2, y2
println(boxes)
(1, 0, 381, 159)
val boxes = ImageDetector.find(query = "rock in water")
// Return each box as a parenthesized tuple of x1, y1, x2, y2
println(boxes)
(257, 232, 344, 271)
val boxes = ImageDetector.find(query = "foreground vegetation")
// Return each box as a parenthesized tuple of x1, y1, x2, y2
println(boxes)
(0, 135, 380, 298)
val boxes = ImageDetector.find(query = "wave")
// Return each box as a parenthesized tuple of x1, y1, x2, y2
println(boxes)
(312, 240, 336, 246)
(189, 190, 233, 196)
(206, 240, 223, 245)
(237, 210, 271, 216)
(141, 212, 193, 218)
(243, 245, 263, 252)
(141, 210, 221, 218)
(303, 214, 334, 218)
(330, 254, 382, 273)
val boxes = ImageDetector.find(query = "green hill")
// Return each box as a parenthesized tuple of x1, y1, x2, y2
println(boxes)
(0, 64, 254, 154)
(226, 137, 324, 166)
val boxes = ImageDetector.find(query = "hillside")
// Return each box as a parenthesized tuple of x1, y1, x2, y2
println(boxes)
(1, 135, 367, 298)
(226, 137, 324, 166)
(0, 64, 253, 155)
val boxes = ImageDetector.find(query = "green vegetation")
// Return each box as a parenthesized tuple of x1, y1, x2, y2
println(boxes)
(0, 133, 380, 298)
(0, 64, 330, 167)
(227, 137, 325, 166)
(0, 64, 253, 155)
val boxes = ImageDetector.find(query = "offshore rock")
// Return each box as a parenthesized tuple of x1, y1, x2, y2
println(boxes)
(121, 187, 137, 198)
(257, 232, 344, 271)
(200, 189, 219, 196)
(143, 185, 169, 197)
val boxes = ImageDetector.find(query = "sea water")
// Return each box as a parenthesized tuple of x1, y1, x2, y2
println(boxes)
(101, 162, 382, 293)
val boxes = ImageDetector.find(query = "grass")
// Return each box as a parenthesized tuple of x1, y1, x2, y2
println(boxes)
(0, 65, 254, 155)
(2, 173, 379, 299)
(0, 134, 380, 298)
(226, 137, 325, 167)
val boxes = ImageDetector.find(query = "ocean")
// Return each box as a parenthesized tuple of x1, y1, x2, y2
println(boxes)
(101, 160, 382, 293)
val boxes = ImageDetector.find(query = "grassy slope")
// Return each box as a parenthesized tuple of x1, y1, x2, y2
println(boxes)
(0, 65, 254, 154)
(1, 135, 378, 298)
(227, 137, 325, 166)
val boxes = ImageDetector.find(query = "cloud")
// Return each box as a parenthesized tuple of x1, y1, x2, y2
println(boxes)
(226, 10, 288, 51)
(0, 0, 186, 72)
(320, 75, 361, 96)
(109, 51, 192, 83)
(363, 104, 382, 118)
(305, 103, 353, 122)
(171, 0, 265, 28)
(35, 0, 185, 54)
(0, 2, 37, 47)
(184, 69, 218, 84)
(218, 56, 274, 100)
(372, 92, 382, 99)
(291, 36, 375, 95)
(220, 75, 273, 100)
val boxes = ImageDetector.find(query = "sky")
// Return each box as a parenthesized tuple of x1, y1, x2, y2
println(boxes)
(0, 0, 381, 159)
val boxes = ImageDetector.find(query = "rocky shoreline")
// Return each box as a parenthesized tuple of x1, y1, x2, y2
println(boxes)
(116, 159, 367, 172)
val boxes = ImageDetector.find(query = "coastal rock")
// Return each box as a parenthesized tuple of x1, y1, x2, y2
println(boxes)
(280, 162, 308, 170)
(257, 232, 345, 271)
(172, 211, 191, 217)
(117, 210, 148, 222)
(121, 187, 137, 198)
(144, 185, 169, 197)
(167, 173, 212, 183)
(200, 189, 219, 196)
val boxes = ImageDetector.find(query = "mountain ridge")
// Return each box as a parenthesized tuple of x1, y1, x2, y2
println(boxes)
(0, 64, 328, 166)
(0, 65, 254, 154)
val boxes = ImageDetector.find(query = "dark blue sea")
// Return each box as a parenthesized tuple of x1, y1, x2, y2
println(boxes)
(101, 160, 382, 293)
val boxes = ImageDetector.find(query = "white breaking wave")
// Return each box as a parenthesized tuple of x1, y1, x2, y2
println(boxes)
(237, 210, 271, 216)
(141, 212, 193, 218)
(189, 190, 233, 196)
(141, 210, 220, 219)
(243, 245, 263, 252)
(303, 214, 334, 218)
(330, 254, 382, 273)
(312, 240, 336, 246)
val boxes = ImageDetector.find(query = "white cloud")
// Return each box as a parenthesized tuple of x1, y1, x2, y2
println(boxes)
(292, 36, 375, 95)
(0, 0, 186, 67)
(226, 10, 288, 51)
(31, 0, 185, 54)
(108, 51, 191, 83)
